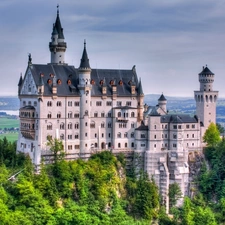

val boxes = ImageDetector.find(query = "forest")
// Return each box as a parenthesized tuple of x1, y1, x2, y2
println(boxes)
(0, 126, 225, 225)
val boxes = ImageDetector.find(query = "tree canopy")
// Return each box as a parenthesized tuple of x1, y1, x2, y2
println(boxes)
(203, 122, 220, 147)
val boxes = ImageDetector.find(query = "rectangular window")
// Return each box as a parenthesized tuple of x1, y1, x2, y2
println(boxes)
(106, 101, 112, 106)
(95, 133, 97, 138)
(141, 134, 146, 138)
(192, 134, 194, 138)
(126, 101, 131, 106)
(74, 101, 79, 106)
(178, 125, 182, 129)
(94, 113, 98, 117)
(108, 113, 112, 117)
(141, 144, 145, 147)
(68, 145, 72, 150)
(68, 101, 72, 106)
(117, 101, 122, 106)
(154, 135, 156, 139)
(75, 145, 80, 149)
(101, 113, 105, 117)
(173, 125, 177, 129)
(96, 101, 102, 106)
(173, 134, 177, 139)
(192, 124, 195, 129)
(108, 133, 111, 138)
(173, 143, 177, 148)
(187, 134, 189, 138)
(68, 135, 72, 139)
(186, 125, 190, 129)
(102, 133, 104, 138)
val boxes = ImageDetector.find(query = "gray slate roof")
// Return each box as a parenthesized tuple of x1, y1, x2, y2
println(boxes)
(28, 64, 140, 97)
(158, 93, 167, 101)
(160, 114, 198, 123)
(199, 66, 214, 75)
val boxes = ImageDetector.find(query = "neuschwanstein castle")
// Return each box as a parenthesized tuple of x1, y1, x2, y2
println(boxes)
(17, 8, 218, 210)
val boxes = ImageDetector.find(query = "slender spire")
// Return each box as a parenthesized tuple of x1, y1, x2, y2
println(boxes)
(79, 40, 91, 69)
(18, 73, 23, 86)
(54, 5, 64, 39)
(138, 78, 144, 96)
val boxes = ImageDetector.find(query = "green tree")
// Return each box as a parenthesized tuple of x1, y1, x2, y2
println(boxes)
(203, 122, 220, 147)
(169, 183, 182, 209)
(216, 123, 225, 134)
(47, 137, 65, 164)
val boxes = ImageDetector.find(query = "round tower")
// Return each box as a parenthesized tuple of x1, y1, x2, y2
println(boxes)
(49, 6, 67, 64)
(78, 41, 92, 153)
(194, 65, 218, 136)
(158, 93, 167, 113)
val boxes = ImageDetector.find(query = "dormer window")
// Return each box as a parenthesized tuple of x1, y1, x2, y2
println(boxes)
(47, 79, 52, 85)
(67, 80, 71, 85)
(91, 79, 95, 85)
(99, 80, 103, 85)
(50, 73, 54, 78)
(119, 80, 123, 86)
(40, 73, 44, 77)
(57, 79, 62, 85)
(110, 80, 114, 85)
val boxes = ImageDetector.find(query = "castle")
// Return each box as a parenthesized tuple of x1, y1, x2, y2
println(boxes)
(17, 8, 218, 211)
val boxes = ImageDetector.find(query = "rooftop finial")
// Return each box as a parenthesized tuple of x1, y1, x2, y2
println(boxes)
(84, 39, 86, 48)
(57, 4, 59, 14)
(28, 53, 32, 65)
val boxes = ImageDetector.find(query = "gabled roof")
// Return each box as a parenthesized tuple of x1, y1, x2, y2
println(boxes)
(136, 121, 148, 131)
(161, 114, 198, 123)
(199, 66, 214, 75)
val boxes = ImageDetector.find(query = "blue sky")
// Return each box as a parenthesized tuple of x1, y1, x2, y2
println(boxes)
(1, 0, 225, 97)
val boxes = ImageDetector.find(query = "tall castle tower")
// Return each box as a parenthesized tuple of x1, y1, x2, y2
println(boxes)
(194, 65, 218, 135)
(78, 41, 92, 153)
(49, 6, 67, 64)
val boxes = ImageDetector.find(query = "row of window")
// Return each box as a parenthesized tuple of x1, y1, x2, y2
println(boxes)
(47, 100, 135, 107)
(23, 101, 37, 107)
(47, 101, 80, 107)
(154, 124, 196, 129)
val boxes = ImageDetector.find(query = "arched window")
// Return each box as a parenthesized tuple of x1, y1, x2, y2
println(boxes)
(47, 112, 52, 118)
(47, 123, 52, 130)
(101, 122, 105, 128)
(68, 123, 72, 129)
(60, 123, 64, 130)
(125, 143, 128, 148)
(57, 101, 62, 106)
(118, 143, 121, 148)
(131, 112, 135, 117)
(131, 142, 134, 148)
(124, 132, 128, 138)
(117, 132, 121, 138)
(131, 122, 135, 128)
(74, 112, 79, 118)
(57, 112, 61, 118)
(75, 123, 79, 129)
(75, 133, 79, 139)
(108, 122, 111, 128)
(60, 134, 64, 140)
(90, 121, 95, 128)
(47, 101, 52, 107)
(68, 112, 72, 118)
(118, 112, 121, 117)
(131, 132, 135, 138)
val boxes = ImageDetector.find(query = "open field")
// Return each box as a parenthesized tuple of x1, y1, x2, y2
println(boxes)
(0, 117, 19, 129)
(0, 132, 18, 142)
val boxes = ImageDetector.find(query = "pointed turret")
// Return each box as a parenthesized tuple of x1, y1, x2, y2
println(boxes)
(79, 40, 91, 70)
(138, 78, 144, 96)
(158, 93, 167, 113)
(49, 5, 67, 64)
(18, 73, 23, 95)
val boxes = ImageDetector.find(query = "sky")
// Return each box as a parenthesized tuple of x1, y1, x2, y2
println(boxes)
(0, 0, 225, 97)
